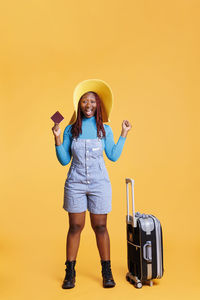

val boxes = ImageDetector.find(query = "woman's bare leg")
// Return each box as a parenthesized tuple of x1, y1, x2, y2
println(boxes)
(89, 213, 110, 260)
(66, 212, 86, 261)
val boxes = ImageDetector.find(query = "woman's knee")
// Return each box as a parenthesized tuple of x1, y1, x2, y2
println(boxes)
(68, 212, 86, 234)
(68, 223, 84, 234)
(92, 224, 107, 235)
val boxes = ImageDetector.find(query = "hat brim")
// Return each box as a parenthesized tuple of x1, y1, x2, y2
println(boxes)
(68, 79, 113, 125)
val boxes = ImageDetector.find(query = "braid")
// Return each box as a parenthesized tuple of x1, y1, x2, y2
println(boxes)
(95, 94, 106, 138)
(71, 105, 82, 138)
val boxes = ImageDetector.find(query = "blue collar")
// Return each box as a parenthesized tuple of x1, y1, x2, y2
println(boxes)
(82, 116, 96, 122)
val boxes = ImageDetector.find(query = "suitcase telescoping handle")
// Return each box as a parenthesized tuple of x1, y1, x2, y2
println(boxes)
(125, 178, 136, 228)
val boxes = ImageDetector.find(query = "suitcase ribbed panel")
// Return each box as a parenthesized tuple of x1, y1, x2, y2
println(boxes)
(150, 215, 164, 278)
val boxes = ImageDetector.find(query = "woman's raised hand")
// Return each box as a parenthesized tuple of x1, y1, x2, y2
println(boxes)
(121, 120, 132, 138)
(52, 123, 61, 137)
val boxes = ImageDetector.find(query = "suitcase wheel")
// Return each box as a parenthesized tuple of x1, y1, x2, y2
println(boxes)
(135, 282, 142, 289)
(126, 272, 142, 289)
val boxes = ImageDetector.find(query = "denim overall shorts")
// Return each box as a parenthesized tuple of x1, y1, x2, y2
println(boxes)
(63, 137, 112, 214)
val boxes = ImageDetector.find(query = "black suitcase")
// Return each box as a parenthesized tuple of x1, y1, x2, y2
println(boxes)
(125, 178, 164, 288)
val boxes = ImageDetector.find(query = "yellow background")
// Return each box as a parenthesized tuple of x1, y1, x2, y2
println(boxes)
(1, 0, 200, 299)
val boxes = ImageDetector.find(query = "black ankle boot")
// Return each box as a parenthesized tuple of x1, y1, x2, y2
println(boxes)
(62, 260, 76, 289)
(101, 260, 116, 288)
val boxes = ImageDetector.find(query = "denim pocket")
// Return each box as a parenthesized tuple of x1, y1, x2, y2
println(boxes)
(67, 165, 75, 180)
(98, 162, 110, 182)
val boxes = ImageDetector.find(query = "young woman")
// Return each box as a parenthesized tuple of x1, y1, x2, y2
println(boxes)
(52, 79, 132, 289)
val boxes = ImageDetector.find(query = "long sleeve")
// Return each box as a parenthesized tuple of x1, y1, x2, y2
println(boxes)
(104, 125, 126, 162)
(55, 125, 72, 166)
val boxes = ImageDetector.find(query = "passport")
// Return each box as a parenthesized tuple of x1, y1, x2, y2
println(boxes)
(51, 111, 64, 124)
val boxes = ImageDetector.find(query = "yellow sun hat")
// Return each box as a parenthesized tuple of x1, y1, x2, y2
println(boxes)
(68, 79, 113, 125)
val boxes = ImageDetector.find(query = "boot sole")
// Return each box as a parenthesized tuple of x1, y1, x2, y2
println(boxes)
(62, 285, 75, 289)
(62, 280, 75, 289)
(103, 282, 116, 288)
(103, 284, 116, 288)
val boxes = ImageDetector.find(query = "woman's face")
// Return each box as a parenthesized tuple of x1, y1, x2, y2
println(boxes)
(80, 92, 97, 118)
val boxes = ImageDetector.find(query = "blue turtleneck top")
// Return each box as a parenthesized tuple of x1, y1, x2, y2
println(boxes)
(55, 116, 126, 166)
